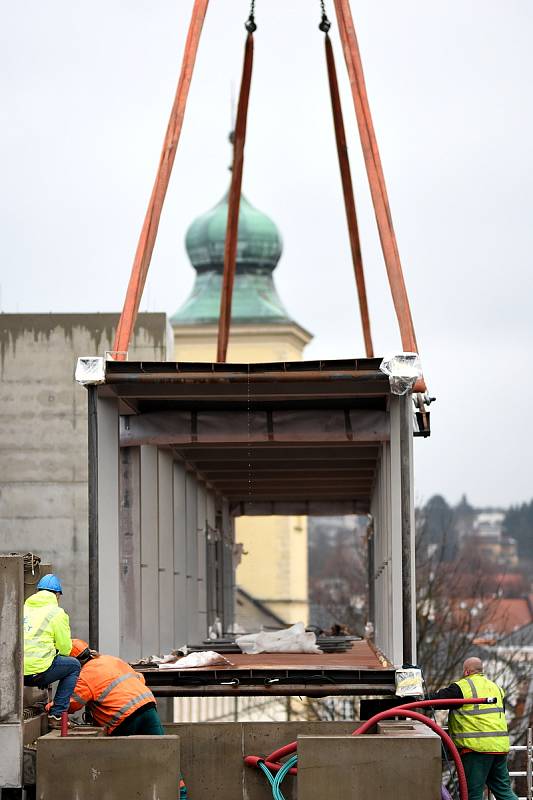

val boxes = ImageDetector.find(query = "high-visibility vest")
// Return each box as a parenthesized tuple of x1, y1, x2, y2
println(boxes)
(69, 655, 156, 734)
(448, 673, 510, 753)
(23, 591, 73, 675)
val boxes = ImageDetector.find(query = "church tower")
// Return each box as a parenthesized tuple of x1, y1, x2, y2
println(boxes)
(172, 187, 312, 624)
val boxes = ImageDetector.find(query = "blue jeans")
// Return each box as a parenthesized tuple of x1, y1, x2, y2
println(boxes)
(24, 655, 81, 714)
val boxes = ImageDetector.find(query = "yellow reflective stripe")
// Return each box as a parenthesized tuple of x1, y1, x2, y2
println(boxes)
(25, 642, 55, 654)
(94, 674, 133, 705)
(107, 692, 153, 730)
(24, 643, 57, 661)
(464, 676, 480, 710)
(29, 609, 60, 640)
(453, 707, 505, 717)
(453, 731, 509, 739)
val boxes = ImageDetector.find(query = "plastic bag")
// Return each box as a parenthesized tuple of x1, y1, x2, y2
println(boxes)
(74, 356, 106, 386)
(395, 667, 423, 697)
(158, 651, 233, 670)
(236, 622, 321, 655)
(379, 353, 422, 395)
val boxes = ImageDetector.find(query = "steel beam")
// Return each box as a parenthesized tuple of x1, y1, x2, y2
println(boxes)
(120, 409, 389, 448)
(140, 445, 160, 657)
(96, 396, 121, 655)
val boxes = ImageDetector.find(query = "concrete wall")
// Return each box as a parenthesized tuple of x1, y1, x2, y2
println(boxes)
(166, 721, 357, 800)
(165, 721, 440, 800)
(37, 733, 180, 800)
(0, 313, 169, 640)
(173, 322, 311, 363)
(298, 732, 441, 800)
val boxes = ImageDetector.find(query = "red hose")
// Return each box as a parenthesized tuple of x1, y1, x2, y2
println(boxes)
(243, 756, 298, 776)
(355, 709, 468, 800)
(246, 697, 497, 800)
(265, 697, 493, 762)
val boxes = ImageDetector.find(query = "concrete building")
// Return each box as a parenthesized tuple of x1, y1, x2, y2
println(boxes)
(0, 313, 169, 637)
(172, 188, 312, 624)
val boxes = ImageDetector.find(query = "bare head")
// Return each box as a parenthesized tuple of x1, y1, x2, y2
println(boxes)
(463, 657, 483, 676)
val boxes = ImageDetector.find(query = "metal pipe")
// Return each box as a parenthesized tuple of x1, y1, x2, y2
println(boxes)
(112, 0, 210, 358)
(87, 386, 99, 650)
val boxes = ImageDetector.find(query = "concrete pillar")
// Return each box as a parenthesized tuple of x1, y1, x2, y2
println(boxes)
(158, 450, 175, 654)
(119, 446, 141, 661)
(0, 556, 24, 789)
(96, 396, 120, 655)
(140, 446, 159, 657)
(173, 462, 188, 647)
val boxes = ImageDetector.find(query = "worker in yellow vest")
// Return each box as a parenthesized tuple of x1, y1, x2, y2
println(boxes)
(431, 656, 518, 800)
(23, 574, 81, 728)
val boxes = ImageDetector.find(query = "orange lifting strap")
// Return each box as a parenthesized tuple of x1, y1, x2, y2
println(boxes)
(323, 31, 374, 359)
(216, 31, 254, 363)
(333, 0, 419, 358)
(112, 0, 209, 359)
(112, 0, 424, 392)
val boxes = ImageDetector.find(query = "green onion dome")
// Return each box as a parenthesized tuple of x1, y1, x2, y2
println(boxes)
(171, 190, 292, 325)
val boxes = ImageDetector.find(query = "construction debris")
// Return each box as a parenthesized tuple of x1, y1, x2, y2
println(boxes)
(158, 651, 234, 670)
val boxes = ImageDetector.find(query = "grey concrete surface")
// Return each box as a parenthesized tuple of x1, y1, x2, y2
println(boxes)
(0, 313, 168, 640)
(23, 563, 52, 601)
(22, 714, 47, 746)
(37, 733, 180, 800)
(0, 556, 24, 788)
(298, 734, 441, 800)
(166, 721, 358, 800)
(0, 557, 23, 724)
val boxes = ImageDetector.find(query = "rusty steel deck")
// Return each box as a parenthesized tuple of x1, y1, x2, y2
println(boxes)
(138, 640, 396, 698)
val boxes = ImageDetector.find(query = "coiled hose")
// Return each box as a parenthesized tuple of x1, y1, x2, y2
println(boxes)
(245, 697, 498, 800)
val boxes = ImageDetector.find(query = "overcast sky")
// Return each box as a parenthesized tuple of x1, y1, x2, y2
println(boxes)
(2, 1, 532, 508)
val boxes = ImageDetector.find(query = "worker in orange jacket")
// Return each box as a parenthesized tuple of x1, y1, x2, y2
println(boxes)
(68, 640, 187, 798)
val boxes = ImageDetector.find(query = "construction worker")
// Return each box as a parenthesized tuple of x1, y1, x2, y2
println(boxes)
(431, 656, 518, 800)
(23, 574, 80, 728)
(68, 640, 187, 798)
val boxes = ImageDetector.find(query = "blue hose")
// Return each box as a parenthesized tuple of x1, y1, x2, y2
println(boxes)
(258, 755, 298, 800)
(273, 755, 298, 800)
(258, 761, 276, 790)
